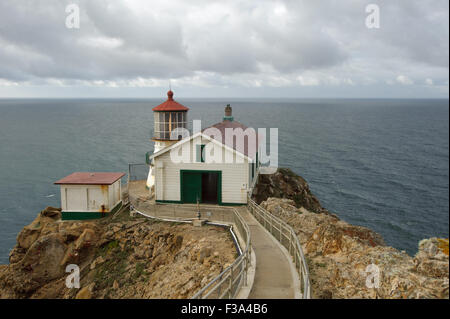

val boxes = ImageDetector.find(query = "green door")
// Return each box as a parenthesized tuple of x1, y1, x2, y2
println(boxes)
(181, 171, 202, 203)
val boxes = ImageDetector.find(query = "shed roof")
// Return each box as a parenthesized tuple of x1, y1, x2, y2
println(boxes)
(54, 172, 125, 185)
(152, 90, 189, 112)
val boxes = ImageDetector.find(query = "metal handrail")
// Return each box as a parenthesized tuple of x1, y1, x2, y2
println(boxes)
(247, 194, 311, 299)
(191, 207, 251, 299)
(127, 184, 252, 299)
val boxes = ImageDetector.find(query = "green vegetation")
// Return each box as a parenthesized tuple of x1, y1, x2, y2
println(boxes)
(133, 262, 149, 281)
(94, 244, 132, 290)
(98, 240, 119, 257)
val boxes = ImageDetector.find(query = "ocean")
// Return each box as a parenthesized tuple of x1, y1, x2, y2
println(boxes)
(0, 98, 448, 263)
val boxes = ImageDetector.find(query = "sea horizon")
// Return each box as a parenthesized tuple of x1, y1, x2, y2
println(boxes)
(1, 97, 448, 100)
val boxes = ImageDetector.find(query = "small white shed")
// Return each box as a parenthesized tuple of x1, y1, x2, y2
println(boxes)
(54, 172, 125, 220)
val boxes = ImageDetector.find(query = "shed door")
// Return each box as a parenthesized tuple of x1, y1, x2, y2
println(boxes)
(87, 188, 103, 211)
(66, 188, 86, 211)
(182, 171, 202, 203)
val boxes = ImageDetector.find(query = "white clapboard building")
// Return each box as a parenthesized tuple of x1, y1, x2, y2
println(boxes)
(146, 91, 259, 205)
(54, 172, 125, 220)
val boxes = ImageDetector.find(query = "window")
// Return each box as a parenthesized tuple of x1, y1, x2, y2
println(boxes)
(154, 111, 187, 140)
(196, 144, 206, 162)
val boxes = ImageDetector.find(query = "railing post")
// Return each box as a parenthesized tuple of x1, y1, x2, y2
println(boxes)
(298, 248, 302, 270)
(263, 209, 266, 228)
(248, 242, 252, 267)
(217, 274, 222, 298)
(270, 214, 273, 234)
(294, 246, 297, 268)
(279, 220, 282, 242)
(244, 255, 248, 286)
(289, 230, 293, 255)
(229, 267, 233, 299)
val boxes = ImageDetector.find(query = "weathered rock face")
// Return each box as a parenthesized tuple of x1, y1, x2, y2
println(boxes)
(16, 207, 62, 251)
(253, 168, 329, 214)
(415, 238, 449, 279)
(22, 233, 66, 284)
(0, 207, 236, 299)
(260, 197, 449, 299)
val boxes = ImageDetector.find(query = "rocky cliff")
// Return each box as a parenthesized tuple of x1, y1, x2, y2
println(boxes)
(255, 168, 449, 299)
(0, 206, 236, 299)
(1, 168, 447, 299)
(253, 168, 330, 214)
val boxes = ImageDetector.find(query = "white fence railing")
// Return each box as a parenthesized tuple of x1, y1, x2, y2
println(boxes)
(247, 194, 311, 299)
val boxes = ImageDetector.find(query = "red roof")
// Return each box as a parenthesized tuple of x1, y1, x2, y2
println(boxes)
(54, 172, 125, 185)
(152, 90, 189, 112)
(202, 120, 259, 158)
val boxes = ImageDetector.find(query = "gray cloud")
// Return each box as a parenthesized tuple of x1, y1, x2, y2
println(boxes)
(0, 0, 448, 97)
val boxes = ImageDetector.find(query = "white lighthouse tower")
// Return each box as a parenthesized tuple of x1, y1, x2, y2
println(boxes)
(146, 90, 189, 190)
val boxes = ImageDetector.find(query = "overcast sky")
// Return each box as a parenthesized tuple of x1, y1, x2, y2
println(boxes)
(0, 0, 448, 98)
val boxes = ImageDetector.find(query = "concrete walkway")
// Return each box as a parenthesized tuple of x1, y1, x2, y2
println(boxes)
(237, 208, 298, 299)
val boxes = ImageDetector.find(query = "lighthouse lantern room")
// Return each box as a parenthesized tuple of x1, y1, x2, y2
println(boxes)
(147, 90, 189, 190)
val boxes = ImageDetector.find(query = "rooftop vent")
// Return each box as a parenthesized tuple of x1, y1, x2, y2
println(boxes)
(223, 104, 233, 121)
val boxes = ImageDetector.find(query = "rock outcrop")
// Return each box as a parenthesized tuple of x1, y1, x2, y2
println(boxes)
(0, 207, 236, 299)
(260, 196, 449, 299)
(253, 168, 329, 214)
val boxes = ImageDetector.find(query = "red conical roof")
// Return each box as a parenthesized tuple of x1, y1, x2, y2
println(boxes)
(152, 90, 189, 112)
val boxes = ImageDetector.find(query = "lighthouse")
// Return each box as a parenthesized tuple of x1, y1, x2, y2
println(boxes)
(146, 90, 189, 190)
